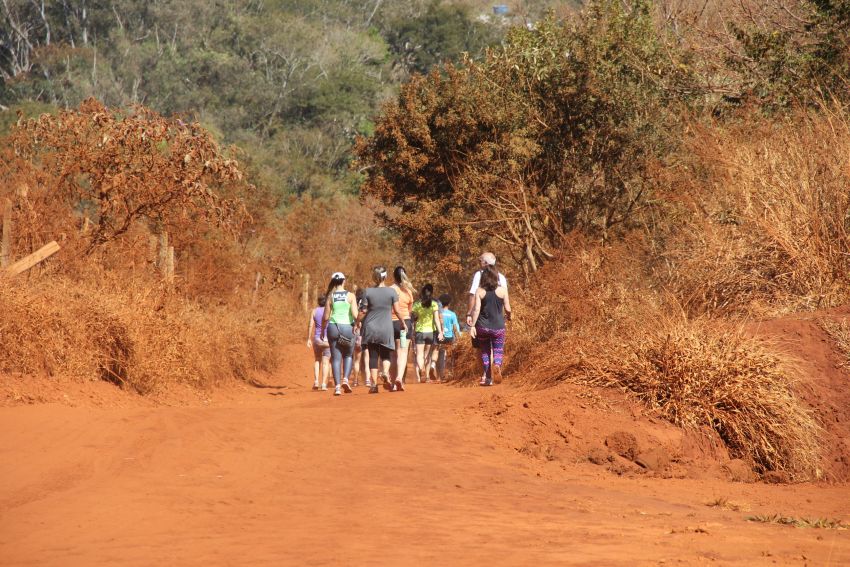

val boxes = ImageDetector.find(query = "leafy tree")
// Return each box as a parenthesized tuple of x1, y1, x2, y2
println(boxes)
(3, 98, 251, 252)
(380, 0, 502, 75)
(356, 1, 691, 277)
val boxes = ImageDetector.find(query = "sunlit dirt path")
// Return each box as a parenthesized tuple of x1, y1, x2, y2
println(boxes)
(1, 345, 848, 566)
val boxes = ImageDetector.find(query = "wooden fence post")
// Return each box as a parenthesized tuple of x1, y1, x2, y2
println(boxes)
(166, 245, 175, 285)
(252, 271, 262, 305)
(302, 273, 310, 313)
(158, 231, 169, 275)
(1, 199, 11, 268)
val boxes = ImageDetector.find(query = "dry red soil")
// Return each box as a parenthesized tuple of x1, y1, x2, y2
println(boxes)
(1, 343, 849, 566)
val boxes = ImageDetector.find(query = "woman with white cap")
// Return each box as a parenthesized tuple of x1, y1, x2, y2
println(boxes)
(321, 272, 359, 396)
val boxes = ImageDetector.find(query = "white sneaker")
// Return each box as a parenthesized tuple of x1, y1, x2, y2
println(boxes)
(334, 386, 342, 396)
(321, 384, 328, 391)
(342, 380, 352, 393)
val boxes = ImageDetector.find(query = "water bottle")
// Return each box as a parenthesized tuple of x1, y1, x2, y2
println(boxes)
(399, 329, 408, 349)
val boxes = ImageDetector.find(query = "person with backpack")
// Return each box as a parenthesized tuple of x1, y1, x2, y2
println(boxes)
(321, 272, 358, 396)
(307, 295, 331, 391)
(469, 265, 512, 386)
(411, 283, 444, 383)
(466, 252, 508, 327)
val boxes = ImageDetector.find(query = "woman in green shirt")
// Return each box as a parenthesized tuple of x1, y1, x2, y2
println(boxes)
(411, 283, 444, 383)
(321, 272, 359, 396)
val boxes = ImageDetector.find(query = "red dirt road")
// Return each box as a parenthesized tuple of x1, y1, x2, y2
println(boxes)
(1, 345, 849, 566)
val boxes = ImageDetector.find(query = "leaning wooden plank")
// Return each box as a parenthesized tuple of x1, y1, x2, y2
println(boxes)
(5, 241, 61, 277)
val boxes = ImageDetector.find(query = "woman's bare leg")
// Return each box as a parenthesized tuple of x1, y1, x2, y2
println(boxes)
(428, 343, 440, 382)
(394, 339, 410, 384)
(415, 343, 427, 382)
(321, 356, 330, 389)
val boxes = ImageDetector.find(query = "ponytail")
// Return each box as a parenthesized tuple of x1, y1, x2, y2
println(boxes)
(394, 265, 415, 296)
(420, 283, 434, 308)
(325, 275, 345, 299)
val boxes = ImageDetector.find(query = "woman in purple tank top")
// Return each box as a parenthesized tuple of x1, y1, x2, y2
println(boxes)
(307, 295, 331, 390)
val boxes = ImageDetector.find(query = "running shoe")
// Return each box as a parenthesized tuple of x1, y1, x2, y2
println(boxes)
(394, 378, 405, 392)
(369, 385, 379, 394)
(492, 365, 503, 384)
(320, 384, 328, 391)
(342, 380, 352, 394)
(312, 382, 320, 390)
(334, 385, 342, 396)
(365, 379, 373, 387)
(380, 373, 393, 391)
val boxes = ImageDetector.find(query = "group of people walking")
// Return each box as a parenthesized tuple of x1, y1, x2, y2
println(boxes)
(306, 253, 511, 396)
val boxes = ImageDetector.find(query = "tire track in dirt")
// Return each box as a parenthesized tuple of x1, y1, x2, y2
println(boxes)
(0, 344, 848, 566)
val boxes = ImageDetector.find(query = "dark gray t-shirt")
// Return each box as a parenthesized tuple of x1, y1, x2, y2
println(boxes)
(362, 286, 398, 350)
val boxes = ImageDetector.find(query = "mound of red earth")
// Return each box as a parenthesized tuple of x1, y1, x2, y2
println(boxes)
(477, 306, 850, 483)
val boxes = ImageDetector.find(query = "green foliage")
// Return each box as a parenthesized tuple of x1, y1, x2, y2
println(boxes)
(0, 0, 394, 201)
(380, 1, 503, 75)
(356, 1, 688, 276)
(725, 0, 850, 109)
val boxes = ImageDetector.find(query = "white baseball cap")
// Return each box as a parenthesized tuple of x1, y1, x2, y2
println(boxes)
(331, 271, 345, 280)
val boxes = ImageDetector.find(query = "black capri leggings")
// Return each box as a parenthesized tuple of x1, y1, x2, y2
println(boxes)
(367, 343, 393, 370)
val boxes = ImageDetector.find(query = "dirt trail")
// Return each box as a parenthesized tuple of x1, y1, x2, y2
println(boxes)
(1, 345, 849, 566)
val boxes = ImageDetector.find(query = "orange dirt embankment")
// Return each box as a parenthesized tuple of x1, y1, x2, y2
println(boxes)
(1, 342, 849, 566)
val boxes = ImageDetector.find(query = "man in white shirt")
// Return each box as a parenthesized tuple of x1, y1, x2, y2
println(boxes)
(466, 252, 508, 327)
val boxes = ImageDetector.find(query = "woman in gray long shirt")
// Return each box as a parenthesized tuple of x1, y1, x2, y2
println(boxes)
(355, 265, 406, 393)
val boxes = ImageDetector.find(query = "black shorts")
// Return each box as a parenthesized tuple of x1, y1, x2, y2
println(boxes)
(415, 332, 435, 345)
(393, 318, 413, 340)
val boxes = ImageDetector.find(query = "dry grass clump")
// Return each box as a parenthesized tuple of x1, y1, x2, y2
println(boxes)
(662, 109, 850, 317)
(0, 276, 282, 394)
(534, 316, 821, 479)
(746, 514, 848, 530)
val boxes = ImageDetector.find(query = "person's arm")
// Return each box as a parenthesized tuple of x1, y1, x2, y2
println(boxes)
(434, 304, 444, 339)
(348, 292, 358, 322)
(321, 299, 330, 340)
(503, 288, 512, 321)
(391, 300, 405, 322)
(453, 314, 461, 336)
(466, 271, 480, 326)
(307, 312, 315, 347)
(469, 290, 484, 337)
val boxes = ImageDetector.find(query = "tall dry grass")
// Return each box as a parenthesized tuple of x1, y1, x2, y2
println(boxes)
(662, 108, 850, 317)
(0, 274, 284, 394)
(514, 312, 822, 479)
